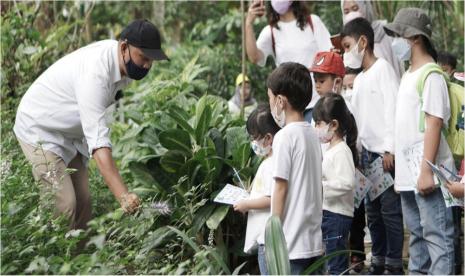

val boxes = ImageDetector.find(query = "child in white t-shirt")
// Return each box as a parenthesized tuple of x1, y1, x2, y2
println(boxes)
(313, 93, 358, 275)
(233, 104, 280, 275)
(384, 7, 455, 274)
(266, 62, 323, 275)
(341, 17, 403, 274)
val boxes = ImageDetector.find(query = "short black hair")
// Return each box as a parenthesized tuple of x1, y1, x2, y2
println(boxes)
(246, 103, 281, 139)
(438, 52, 457, 69)
(344, 67, 363, 76)
(314, 72, 338, 80)
(341, 17, 374, 51)
(267, 62, 313, 112)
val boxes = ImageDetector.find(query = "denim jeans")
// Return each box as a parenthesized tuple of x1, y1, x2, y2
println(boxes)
(258, 244, 322, 275)
(258, 244, 268, 275)
(361, 148, 404, 269)
(400, 190, 455, 274)
(322, 210, 353, 275)
(304, 108, 313, 124)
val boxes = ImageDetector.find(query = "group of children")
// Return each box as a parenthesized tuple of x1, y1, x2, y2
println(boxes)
(231, 7, 463, 276)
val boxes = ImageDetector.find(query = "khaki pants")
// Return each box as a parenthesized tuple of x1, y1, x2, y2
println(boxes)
(18, 139, 92, 230)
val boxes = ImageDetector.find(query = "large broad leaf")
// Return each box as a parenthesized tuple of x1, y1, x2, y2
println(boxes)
(225, 126, 249, 158)
(193, 146, 222, 182)
(209, 128, 225, 158)
(206, 205, 229, 230)
(232, 143, 251, 169)
(166, 105, 195, 135)
(194, 101, 212, 144)
(265, 215, 291, 275)
(160, 150, 187, 173)
(158, 129, 192, 154)
(128, 163, 167, 193)
(140, 227, 174, 254)
(189, 204, 216, 236)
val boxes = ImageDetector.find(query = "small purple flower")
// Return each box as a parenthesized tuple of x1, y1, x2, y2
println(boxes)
(150, 201, 172, 215)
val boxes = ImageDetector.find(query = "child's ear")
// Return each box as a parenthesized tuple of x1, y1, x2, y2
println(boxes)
(330, 119, 339, 132)
(360, 35, 368, 50)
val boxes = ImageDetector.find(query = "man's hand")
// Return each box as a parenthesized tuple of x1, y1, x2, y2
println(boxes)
(382, 152, 394, 172)
(93, 147, 140, 213)
(233, 200, 250, 214)
(119, 192, 141, 213)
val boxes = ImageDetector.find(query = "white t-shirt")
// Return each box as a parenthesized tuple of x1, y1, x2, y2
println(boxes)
(351, 58, 398, 155)
(256, 15, 332, 68)
(394, 63, 455, 191)
(322, 141, 355, 217)
(14, 40, 131, 165)
(244, 157, 273, 253)
(256, 15, 332, 110)
(271, 121, 323, 260)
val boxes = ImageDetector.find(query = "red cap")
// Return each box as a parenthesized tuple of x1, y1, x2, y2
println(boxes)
(309, 51, 345, 77)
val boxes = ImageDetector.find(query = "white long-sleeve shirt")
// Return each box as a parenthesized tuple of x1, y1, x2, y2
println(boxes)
(351, 58, 398, 154)
(14, 40, 131, 165)
(322, 141, 356, 217)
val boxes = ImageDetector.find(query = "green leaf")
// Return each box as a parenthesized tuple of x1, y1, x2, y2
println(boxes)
(206, 246, 232, 274)
(190, 204, 216, 236)
(159, 129, 192, 154)
(206, 205, 229, 230)
(302, 249, 364, 275)
(141, 227, 174, 254)
(209, 128, 225, 158)
(195, 102, 212, 144)
(167, 105, 195, 135)
(160, 150, 187, 173)
(129, 162, 167, 192)
(265, 215, 291, 275)
(232, 261, 247, 275)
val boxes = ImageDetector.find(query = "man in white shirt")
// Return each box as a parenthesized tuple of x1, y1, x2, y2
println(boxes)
(14, 19, 168, 230)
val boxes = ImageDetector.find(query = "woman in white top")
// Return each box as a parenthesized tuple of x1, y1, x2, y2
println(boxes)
(341, 0, 404, 79)
(245, 0, 333, 122)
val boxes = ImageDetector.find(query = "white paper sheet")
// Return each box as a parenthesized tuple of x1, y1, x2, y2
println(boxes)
(214, 184, 250, 205)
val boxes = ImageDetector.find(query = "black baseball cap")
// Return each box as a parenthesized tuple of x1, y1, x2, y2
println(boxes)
(120, 19, 169, 61)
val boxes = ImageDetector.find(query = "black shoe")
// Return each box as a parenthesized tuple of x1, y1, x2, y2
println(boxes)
(382, 265, 404, 275)
(366, 264, 384, 275)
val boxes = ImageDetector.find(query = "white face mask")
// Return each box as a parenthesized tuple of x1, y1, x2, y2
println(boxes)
(391, 37, 412, 61)
(271, 98, 286, 128)
(343, 38, 365, 69)
(342, 88, 353, 102)
(315, 123, 334, 144)
(251, 138, 271, 157)
(343, 11, 364, 25)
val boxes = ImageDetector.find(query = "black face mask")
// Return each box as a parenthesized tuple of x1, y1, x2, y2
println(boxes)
(123, 45, 149, 80)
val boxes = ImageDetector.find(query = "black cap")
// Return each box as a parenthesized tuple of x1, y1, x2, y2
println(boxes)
(120, 19, 169, 61)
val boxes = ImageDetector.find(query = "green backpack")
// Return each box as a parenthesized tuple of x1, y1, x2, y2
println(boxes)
(417, 63, 465, 161)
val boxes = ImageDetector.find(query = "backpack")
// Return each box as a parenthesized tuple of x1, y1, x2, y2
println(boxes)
(270, 15, 314, 57)
(417, 63, 465, 161)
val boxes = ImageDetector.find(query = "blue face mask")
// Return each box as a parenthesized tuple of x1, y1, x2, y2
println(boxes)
(391, 37, 412, 62)
(123, 45, 149, 80)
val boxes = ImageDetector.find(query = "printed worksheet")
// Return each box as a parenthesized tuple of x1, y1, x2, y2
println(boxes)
(403, 141, 464, 207)
(364, 157, 394, 200)
(214, 184, 250, 205)
(354, 169, 373, 208)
